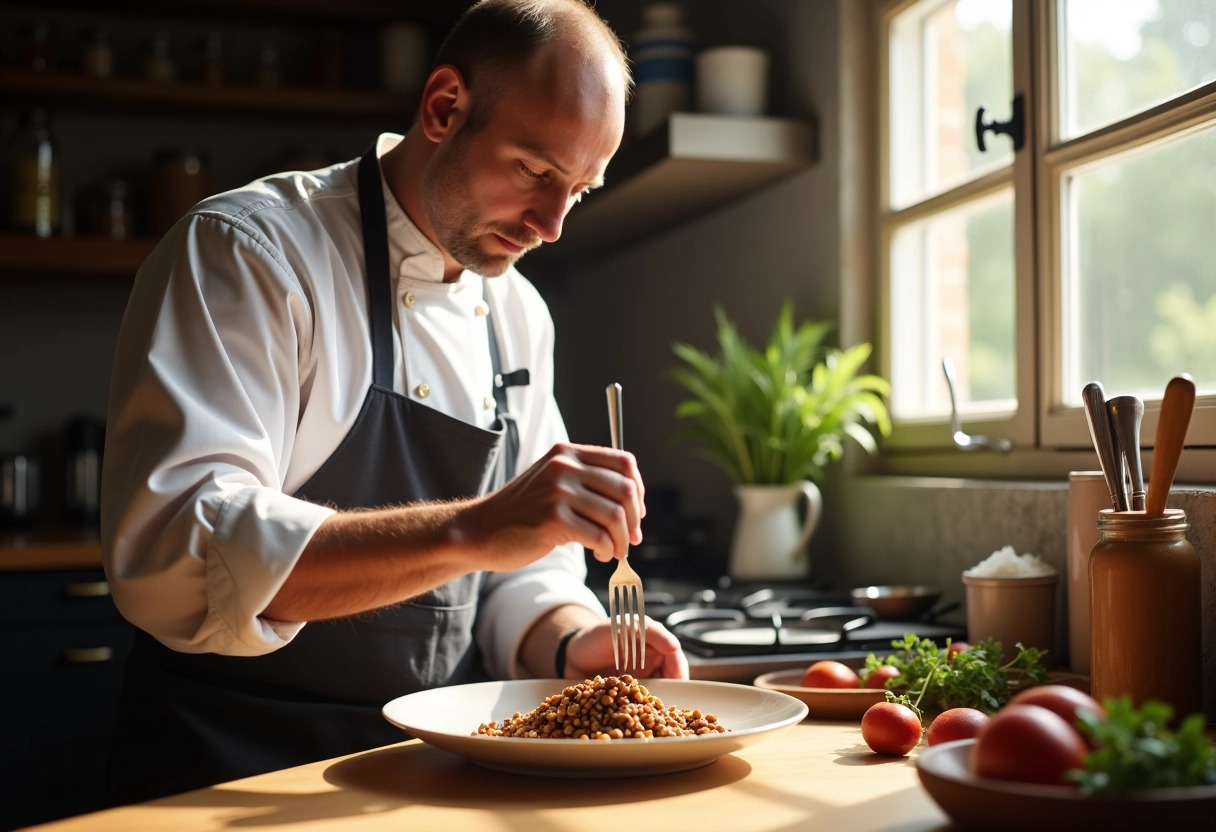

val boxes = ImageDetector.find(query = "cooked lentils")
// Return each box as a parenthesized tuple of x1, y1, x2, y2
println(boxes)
(474, 675, 729, 740)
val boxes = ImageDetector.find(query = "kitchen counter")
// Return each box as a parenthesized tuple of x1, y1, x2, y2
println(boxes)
(23, 720, 950, 831)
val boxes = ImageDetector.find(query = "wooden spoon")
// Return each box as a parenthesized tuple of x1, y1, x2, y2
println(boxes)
(1144, 374, 1196, 517)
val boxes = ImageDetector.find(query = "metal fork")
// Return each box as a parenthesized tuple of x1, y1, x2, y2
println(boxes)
(605, 383, 646, 671)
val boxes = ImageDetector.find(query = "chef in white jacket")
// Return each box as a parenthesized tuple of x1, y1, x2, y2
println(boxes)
(100, 0, 687, 804)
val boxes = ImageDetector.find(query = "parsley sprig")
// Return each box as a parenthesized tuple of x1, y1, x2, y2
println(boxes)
(1072, 697, 1216, 795)
(861, 633, 1049, 715)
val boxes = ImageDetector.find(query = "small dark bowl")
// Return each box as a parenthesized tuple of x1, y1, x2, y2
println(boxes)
(850, 585, 942, 620)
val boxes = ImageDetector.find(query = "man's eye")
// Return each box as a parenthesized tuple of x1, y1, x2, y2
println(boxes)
(518, 161, 545, 181)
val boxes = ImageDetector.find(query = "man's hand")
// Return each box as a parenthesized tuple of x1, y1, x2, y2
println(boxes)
(562, 617, 689, 680)
(455, 442, 645, 569)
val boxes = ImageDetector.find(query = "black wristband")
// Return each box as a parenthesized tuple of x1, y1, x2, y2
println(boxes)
(554, 629, 580, 678)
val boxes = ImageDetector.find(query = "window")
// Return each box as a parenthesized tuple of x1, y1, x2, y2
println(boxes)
(877, 0, 1216, 470)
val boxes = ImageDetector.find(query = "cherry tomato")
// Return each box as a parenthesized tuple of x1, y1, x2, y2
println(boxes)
(862, 664, 902, 690)
(1007, 685, 1106, 746)
(946, 641, 971, 660)
(926, 707, 990, 746)
(972, 704, 1087, 786)
(801, 660, 860, 689)
(861, 702, 923, 756)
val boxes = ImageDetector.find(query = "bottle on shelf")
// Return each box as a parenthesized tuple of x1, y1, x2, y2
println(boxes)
(6, 107, 62, 238)
(17, 19, 55, 73)
(145, 31, 176, 82)
(81, 26, 114, 79)
(313, 30, 348, 90)
(257, 44, 281, 88)
(201, 32, 226, 86)
(630, 3, 695, 138)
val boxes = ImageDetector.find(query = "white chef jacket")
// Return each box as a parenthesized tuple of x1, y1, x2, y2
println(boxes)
(101, 133, 605, 680)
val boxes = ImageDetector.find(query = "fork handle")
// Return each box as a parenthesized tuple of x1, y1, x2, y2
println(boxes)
(606, 383, 623, 450)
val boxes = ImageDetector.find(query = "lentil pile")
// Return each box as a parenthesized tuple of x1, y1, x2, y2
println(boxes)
(474, 675, 729, 740)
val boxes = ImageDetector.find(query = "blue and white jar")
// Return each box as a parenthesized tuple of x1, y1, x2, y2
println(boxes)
(630, 3, 694, 137)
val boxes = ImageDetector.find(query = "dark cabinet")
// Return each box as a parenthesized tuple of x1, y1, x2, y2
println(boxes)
(0, 568, 135, 830)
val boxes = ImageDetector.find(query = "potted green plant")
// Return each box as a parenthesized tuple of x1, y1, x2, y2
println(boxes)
(670, 302, 891, 579)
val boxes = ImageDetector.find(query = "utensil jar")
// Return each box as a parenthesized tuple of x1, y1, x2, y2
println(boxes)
(1090, 508, 1202, 719)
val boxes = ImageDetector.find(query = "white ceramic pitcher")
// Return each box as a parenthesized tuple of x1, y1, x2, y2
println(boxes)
(727, 481, 822, 580)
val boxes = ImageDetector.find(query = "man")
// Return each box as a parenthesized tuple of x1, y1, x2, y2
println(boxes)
(101, 0, 687, 804)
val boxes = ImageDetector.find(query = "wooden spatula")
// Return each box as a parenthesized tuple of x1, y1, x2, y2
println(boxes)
(1144, 374, 1196, 517)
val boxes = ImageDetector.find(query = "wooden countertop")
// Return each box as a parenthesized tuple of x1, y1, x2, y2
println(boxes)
(23, 721, 950, 831)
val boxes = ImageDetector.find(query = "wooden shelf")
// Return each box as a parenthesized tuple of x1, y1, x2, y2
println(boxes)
(531, 112, 817, 265)
(3, 0, 466, 25)
(0, 531, 102, 572)
(0, 234, 157, 276)
(0, 69, 417, 119)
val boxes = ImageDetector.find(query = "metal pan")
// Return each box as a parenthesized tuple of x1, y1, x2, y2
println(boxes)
(850, 585, 942, 620)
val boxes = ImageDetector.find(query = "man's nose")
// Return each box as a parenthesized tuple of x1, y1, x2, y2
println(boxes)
(523, 189, 570, 243)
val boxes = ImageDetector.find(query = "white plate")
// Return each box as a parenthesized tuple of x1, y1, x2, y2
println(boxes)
(382, 678, 808, 777)
(917, 738, 1216, 831)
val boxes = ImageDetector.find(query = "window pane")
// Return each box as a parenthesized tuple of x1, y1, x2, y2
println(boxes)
(890, 191, 1017, 420)
(889, 0, 1013, 209)
(1062, 0, 1216, 139)
(1061, 124, 1216, 405)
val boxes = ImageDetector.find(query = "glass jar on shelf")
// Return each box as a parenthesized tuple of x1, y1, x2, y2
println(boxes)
(6, 107, 62, 238)
(93, 179, 134, 240)
(150, 148, 212, 236)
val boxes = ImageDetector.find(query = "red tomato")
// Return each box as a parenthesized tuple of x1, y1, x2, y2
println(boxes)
(946, 641, 971, 660)
(862, 665, 902, 690)
(861, 702, 923, 756)
(801, 660, 860, 689)
(926, 708, 990, 746)
(1007, 685, 1106, 745)
(972, 704, 1087, 786)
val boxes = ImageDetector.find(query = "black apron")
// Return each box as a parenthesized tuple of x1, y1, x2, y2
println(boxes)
(106, 147, 527, 805)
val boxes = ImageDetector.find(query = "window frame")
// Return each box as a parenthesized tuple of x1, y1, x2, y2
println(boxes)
(868, 0, 1216, 482)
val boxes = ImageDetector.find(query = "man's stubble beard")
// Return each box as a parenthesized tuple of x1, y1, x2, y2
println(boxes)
(421, 131, 540, 277)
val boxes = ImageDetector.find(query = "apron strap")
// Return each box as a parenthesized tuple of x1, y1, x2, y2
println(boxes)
(484, 280, 529, 482)
(357, 145, 394, 390)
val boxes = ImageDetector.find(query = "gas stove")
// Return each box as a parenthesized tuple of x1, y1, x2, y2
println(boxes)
(592, 577, 966, 683)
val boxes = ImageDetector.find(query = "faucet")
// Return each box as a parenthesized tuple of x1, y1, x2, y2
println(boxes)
(942, 357, 1013, 453)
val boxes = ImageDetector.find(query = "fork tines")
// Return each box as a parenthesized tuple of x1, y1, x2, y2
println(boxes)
(610, 583, 646, 671)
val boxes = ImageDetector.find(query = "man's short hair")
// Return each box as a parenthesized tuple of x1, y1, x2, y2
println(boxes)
(431, 0, 632, 134)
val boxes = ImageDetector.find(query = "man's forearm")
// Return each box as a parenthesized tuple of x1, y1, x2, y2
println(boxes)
(262, 499, 481, 622)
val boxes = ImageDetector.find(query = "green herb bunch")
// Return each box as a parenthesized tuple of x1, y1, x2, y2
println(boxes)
(1073, 697, 1216, 795)
(861, 634, 1049, 715)
(670, 302, 890, 485)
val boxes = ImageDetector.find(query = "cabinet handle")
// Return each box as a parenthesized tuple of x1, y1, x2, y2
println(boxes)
(63, 580, 111, 598)
(62, 646, 114, 663)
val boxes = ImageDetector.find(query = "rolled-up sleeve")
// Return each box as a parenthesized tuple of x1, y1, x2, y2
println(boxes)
(102, 213, 334, 655)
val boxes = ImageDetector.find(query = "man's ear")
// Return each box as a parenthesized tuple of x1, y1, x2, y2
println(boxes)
(418, 65, 468, 143)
